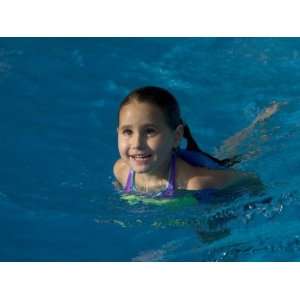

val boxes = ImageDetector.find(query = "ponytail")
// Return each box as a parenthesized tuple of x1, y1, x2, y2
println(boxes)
(181, 122, 242, 167)
(182, 123, 201, 152)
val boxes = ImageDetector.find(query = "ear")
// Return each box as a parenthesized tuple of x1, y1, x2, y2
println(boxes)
(116, 127, 119, 134)
(173, 124, 184, 148)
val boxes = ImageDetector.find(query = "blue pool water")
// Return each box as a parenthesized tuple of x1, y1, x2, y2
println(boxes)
(1, 38, 300, 261)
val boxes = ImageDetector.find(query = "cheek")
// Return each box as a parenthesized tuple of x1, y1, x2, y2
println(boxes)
(117, 137, 127, 153)
(151, 135, 174, 150)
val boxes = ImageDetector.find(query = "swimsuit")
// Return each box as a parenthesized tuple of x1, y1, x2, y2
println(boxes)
(123, 149, 226, 199)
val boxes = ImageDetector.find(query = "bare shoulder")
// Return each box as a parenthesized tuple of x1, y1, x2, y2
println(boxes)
(177, 158, 263, 193)
(113, 159, 130, 187)
(176, 158, 215, 190)
(185, 168, 235, 190)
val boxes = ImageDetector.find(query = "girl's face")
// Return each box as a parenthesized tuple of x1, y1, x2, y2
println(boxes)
(118, 100, 183, 175)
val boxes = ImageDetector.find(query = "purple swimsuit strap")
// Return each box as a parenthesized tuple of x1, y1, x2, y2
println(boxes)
(124, 169, 134, 193)
(161, 152, 176, 196)
(123, 152, 176, 196)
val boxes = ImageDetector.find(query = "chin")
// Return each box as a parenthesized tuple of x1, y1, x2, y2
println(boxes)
(132, 167, 150, 174)
(129, 160, 154, 174)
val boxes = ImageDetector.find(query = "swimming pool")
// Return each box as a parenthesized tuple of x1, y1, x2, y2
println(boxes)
(0, 37, 299, 261)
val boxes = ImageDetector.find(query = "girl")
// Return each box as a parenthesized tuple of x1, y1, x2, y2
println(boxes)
(113, 86, 280, 198)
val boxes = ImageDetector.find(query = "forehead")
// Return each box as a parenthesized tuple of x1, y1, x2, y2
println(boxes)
(119, 101, 167, 126)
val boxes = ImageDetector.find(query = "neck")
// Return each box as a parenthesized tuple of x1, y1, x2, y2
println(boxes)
(134, 156, 172, 192)
(139, 163, 170, 181)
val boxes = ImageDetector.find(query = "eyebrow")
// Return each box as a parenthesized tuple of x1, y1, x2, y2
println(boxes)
(119, 123, 157, 130)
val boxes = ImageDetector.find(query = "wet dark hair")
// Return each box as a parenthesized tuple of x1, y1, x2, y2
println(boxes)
(118, 86, 241, 167)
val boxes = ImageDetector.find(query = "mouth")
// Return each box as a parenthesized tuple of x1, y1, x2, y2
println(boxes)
(129, 154, 152, 162)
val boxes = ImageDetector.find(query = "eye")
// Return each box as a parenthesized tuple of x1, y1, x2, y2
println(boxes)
(122, 129, 133, 136)
(145, 127, 157, 135)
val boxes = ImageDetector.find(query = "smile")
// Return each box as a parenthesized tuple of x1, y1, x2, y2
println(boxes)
(130, 154, 152, 161)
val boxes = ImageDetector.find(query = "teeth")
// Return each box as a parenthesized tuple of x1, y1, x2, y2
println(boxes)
(131, 154, 151, 160)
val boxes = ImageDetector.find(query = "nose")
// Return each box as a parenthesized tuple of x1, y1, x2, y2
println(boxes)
(131, 132, 145, 149)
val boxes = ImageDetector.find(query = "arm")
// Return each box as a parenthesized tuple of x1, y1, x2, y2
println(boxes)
(215, 101, 283, 159)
